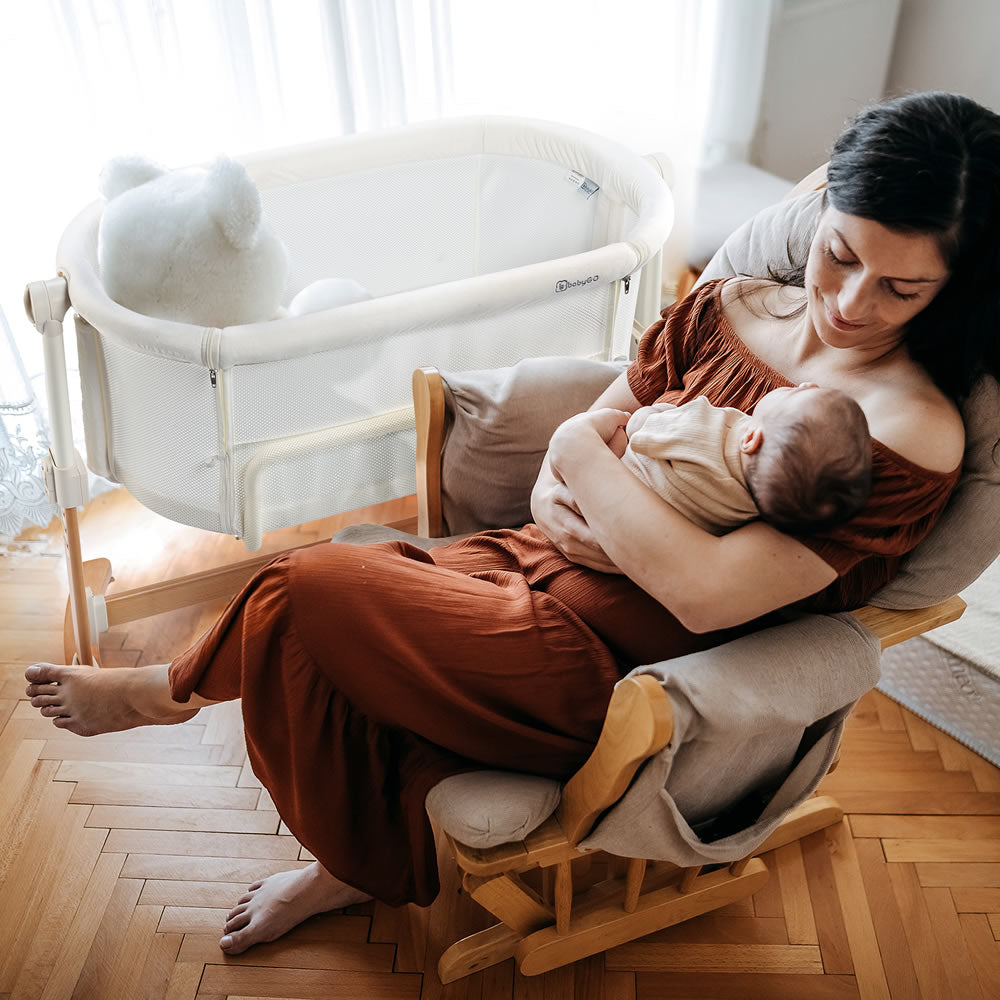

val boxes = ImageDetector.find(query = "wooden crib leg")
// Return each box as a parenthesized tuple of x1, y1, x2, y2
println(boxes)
(61, 508, 108, 666)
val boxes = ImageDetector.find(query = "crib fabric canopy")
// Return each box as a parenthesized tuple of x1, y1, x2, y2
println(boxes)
(56, 116, 674, 548)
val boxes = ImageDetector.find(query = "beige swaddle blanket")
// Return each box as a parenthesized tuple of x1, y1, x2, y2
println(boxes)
(622, 395, 758, 534)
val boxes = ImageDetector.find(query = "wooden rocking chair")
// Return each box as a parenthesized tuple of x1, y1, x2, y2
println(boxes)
(409, 363, 966, 982)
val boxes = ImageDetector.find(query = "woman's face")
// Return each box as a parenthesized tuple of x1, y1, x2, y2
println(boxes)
(805, 206, 950, 352)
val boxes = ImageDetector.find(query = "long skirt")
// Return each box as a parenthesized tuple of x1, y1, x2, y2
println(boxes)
(168, 525, 732, 906)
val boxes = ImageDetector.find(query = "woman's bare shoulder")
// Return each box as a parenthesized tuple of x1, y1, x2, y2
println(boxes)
(717, 278, 804, 353)
(870, 373, 965, 472)
(718, 278, 803, 327)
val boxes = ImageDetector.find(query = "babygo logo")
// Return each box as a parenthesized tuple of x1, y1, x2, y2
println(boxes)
(555, 275, 599, 292)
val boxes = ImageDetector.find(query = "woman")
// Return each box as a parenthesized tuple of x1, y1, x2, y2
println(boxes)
(24, 92, 1000, 953)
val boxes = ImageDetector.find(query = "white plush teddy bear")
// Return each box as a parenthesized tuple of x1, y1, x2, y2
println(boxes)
(98, 154, 370, 326)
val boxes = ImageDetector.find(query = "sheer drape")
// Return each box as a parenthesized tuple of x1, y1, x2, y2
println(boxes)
(0, 0, 771, 539)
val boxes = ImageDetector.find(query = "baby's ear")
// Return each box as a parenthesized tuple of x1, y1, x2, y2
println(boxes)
(203, 156, 262, 250)
(99, 155, 166, 200)
(740, 426, 764, 454)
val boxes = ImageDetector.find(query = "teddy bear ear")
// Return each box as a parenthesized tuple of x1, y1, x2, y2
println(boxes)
(99, 155, 166, 200)
(203, 156, 263, 251)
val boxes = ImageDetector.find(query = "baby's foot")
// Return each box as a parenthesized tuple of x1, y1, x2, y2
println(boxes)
(24, 662, 198, 737)
(220, 862, 373, 954)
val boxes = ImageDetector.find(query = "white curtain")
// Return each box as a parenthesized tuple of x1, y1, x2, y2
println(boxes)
(0, 0, 771, 539)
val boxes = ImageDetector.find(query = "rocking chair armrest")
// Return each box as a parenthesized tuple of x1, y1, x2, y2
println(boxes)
(556, 674, 674, 845)
(849, 594, 966, 650)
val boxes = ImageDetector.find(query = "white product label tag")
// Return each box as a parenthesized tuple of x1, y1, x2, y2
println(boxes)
(566, 170, 600, 199)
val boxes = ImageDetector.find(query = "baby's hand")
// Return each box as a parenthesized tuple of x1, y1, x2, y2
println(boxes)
(626, 402, 676, 439)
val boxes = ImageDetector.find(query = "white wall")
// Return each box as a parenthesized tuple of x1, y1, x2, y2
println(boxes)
(751, 0, 903, 182)
(886, 0, 1000, 110)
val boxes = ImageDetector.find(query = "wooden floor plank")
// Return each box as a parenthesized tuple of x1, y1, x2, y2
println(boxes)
(886, 861, 956, 1000)
(71, 779, 259, 809)
(604, 942, 824, 974)
(102, 829, 303, 860)
(633, 972, 860, 998)
(0, 770, 74, 974)
(71, 879, 145, 1000)
(162, 962, 204, 1000)
(915, 862, 1000, 887)
(960, 913, 1000, 997)
(86, 804, 281, 834)
(922, 887, 984, 1000)
(774, 841, 817, 945)
(950, 887, 1000, 912)
(121, 853, 311, 883)
(136, 930, 183, 1000)
(824, 820, 890, 1000)
(800, 830, 853, 975)
(104, 905, 164, 1000)
(178, 933, 397, 971)
(832, 791, 1000, 815)
(54, 760, 242, 786)
(853, 838, 921, 1000)
(8, 820, 105, 1000)
(37, 852, 126, 1000)
(882, 839, 1000, 863)
(197, 964, 422, 998)
(850, 814, 1000, 839)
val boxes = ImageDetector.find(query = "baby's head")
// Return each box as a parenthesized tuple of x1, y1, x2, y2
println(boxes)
(740, 384, 872, 533)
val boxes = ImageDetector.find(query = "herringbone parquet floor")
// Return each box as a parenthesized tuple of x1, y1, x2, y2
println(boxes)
(1, 490, 998, 999)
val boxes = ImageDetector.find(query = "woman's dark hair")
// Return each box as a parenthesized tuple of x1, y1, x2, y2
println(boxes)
(776, 92, 1000, 405)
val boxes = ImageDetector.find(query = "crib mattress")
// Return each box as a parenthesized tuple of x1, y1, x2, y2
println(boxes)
(878, 639, 1000, 765)
(57, 117, 673, 549)
(877, 556, 1000, 765)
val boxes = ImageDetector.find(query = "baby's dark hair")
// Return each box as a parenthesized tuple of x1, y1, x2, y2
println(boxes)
(744, 390, 873, 534)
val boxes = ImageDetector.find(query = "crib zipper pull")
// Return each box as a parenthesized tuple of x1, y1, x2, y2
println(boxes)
(623, 276, 631, 294)
(209, 368, 217, 387)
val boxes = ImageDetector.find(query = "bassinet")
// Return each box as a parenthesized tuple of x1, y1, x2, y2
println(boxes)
(55, 117, 673, 551)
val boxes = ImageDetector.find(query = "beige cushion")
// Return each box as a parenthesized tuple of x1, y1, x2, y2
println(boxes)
(425, 772, 561, 848)
(439, 356, 626, 534)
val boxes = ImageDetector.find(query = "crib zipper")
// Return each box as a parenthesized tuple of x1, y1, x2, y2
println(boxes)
(204, 328, 236, 538)
(210, 368, 235, 538)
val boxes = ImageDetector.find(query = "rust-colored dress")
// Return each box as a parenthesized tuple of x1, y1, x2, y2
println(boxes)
(168, 280, 959, 906)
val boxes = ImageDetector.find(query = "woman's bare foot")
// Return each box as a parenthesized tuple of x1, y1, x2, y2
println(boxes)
(220, 862, 373, 954)
(24, 662, 200, 737)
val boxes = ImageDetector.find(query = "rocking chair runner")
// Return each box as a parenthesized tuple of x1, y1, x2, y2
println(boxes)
(403, 362, 966, 982)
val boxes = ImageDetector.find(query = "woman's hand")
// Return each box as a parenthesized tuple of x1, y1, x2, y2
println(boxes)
(530, 409, 632, 573)
(548, 408, 632, 467)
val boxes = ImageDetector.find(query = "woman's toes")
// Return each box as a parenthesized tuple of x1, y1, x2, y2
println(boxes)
(225, 910, 252, 933)
(30, 695, 62, 708)
(25, 663, 66, 684)
(238, 891, 255, 904)
(26, 682, 60, 698)
(220, 928, 254, 955)
(40, 705, 68, 718)
(248, 880, 264, 892)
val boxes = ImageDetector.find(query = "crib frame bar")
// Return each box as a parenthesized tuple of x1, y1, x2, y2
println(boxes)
(25, 277, 98, 665)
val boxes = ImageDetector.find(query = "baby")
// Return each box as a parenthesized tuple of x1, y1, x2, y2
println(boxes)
(621, 383, 873, 535)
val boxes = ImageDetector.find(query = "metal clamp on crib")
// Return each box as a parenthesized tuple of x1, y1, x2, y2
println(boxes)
(41, 449, 91, 509)
(84, 587, 109, 644)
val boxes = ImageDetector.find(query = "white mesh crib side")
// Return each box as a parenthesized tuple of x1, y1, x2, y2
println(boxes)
(83, 326, 226, 533)
(229, 281, 620, 548)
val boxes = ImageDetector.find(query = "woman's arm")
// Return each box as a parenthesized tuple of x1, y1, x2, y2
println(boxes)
(548, 415, 837, 632)
(530, 371, 642, 572)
